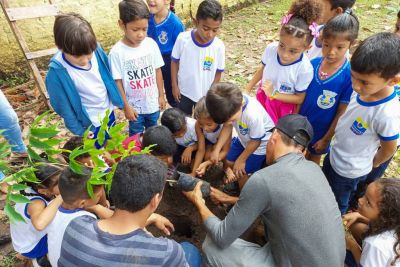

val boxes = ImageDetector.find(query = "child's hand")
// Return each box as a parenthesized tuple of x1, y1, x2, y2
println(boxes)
(233, 159, 246, 179)
(151, 214, 175, 236)
(196, 162, 210, 177)
(261, 80, 274, 97)
(158, 96, 166, 111)
(343, 212, 361, 230)
(124, 105, 138, 121)
(224, 167, 237, 184)
(210, 149, 220, 164)
(312, 138, 329, 154)
(181, 147, 192, 164)
(172, 86, 181, 102)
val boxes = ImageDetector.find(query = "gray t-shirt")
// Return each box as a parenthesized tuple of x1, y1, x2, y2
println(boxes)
(205, 152, 345, 267)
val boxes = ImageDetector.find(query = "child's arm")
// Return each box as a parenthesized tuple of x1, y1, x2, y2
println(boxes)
(373, 140, 398, 168)
(115, 79, 138, 121)
(213, 71, 222, 84)
(210, 123, 233, 163)
(234, 139, 261, 177)
(270, 92, 306, 105)
(85, 204, 114, 219)
(313, 103, 348, 153)
(245, 64, 264, 93)
(191, 123, 206, 177)
(217, 130, 232, 161)
(146, 213, 174, 236)
(196, 160, 213, 177)
(29, 195, 63, 231)
(346, 236, 362, 265)
(181, 143, 198, 165)
(171, 61, 181, 102)
(155, 68, 166, 111)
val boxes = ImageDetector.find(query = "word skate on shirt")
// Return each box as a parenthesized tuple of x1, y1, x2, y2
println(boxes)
(234, 95, 274, 155)
(175, 117, 198, 147)
(109, 38, 164, 114)
(330, 91, 400, 178)
(171, 30, 225, 102)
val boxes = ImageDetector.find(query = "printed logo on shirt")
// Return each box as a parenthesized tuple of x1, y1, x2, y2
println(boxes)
(203, 56, 214, 71)
(278, 82, 294, 94)
(124, 54, 157, 99)
(350, 117, 369, 135)
(317, 90, 337, 109)
(395, 83, 400, 101)
(238, 121, 249, 135)
(158, 31, 168, 45)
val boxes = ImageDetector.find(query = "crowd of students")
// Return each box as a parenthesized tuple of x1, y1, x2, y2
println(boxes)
(1, 0, 400, 266)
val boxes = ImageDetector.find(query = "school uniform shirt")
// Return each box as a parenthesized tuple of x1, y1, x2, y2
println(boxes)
(55, 52, 113, 127)
(109, 38, 164, 114)
(234, 95, 274, 155)
(299, 57, 353, 141)
(148, 11, 185, 55)
(10, 189, 48, 254)
(361, 230, 400, 267)
(175, 117, 198, 147)
(330, 91, 400, 178)
(171, 30, 225, 102)
(46, 207, 96, 267)
(306, 25, 324, 60)
(203, 124, 223, 144)
(261, 42, 313, 96)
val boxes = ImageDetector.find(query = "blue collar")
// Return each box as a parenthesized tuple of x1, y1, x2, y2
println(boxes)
(277, 53, 303, 66)
(356, 90, 397, 107)
(59, 206, 84, 214)
(62, 53, 92, 71)
(212, 124, 221, 133)
(191, 30, 214, 48)
(316, 57, 348, 84)
(153, 11, 171, 27)
(242, 95, 249, 111)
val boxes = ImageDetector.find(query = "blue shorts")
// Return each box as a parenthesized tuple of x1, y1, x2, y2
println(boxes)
(226, 137, 265, 174)
(129, 111, 160, 136)
(21, 235, 48, 259)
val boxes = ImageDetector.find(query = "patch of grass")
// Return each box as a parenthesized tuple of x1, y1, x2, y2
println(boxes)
(0, 253, 17, 267)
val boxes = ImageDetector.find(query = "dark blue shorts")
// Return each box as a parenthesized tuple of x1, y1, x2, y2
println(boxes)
(21, 235, 48, 259)
(226, 137, 265, 174)
(93, 111, 116, 149)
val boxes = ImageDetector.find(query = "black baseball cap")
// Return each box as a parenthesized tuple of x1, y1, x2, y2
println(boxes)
(275, 114, 314, 147)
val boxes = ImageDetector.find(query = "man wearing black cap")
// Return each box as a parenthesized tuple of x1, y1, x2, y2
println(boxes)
(184, 114, 345, 267)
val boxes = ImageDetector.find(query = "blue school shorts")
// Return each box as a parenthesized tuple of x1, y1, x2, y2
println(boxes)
(226, 137, 265, 174)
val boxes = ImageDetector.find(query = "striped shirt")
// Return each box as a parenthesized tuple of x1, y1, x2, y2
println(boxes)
(58, 215, 188, 267)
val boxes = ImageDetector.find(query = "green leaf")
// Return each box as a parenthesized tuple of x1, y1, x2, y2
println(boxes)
(27, 146, 42, 161)
(31, 111, 51, 128)
(43, 139, 63, 147)
(29, 136, 53, 150)
(108, 122, 127, 137)
(4, 202, 25, 224)
(30, 128, 59, 139)
(11, 184, 29, 191)
(86, 182, 94, 199)
(69, 159, 84, 175)
(9, 194, 31, 204)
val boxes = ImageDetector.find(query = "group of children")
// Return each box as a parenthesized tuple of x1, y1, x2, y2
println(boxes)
(8, 0, 400, 266)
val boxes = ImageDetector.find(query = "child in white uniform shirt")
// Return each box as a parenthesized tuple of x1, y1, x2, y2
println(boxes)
(46, 167, 111, 267)
(344, 178, 400, 267)
(171, 0, 225, 115)
(322, 33, 400, 215)
(109, 0, 166, 136)
(10, 165, 62, 266)
(161, 108, 198, 169)
(246, 0, 320, 124)
(193, 97, 233, 181)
